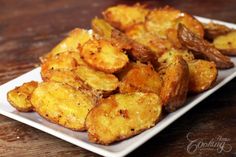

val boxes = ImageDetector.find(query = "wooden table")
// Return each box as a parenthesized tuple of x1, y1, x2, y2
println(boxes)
(0, 0, 236, 156)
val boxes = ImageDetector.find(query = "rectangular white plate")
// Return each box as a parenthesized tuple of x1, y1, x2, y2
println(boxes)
(0, 17, 236, 157)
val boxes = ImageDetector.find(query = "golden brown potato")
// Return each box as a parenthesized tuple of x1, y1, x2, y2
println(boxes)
(92, 18, 158, 66)
(178, 24, 234, 69)
(159, 56, 189, 112)
(213, 31, 236, 56)
(41, 51, 85, 78)
(92, 18, 114, 39)
(203, 22, 233, 41)
(188, 60, 217, 93)
(80, 39, 129, 73)
(86, 92, 162, 145)
(145, 6, 204, 48)
(126, 23, 173, 57)
(7, 81, 38, 112)
(42, 70, 83, 89)
(43, 28, 92, 60)
(158, 48, 195, 64)
(31, 81, 95, 131)
(119, 63, 162, 94)
(103, 3, 149, 31)
(74, 65, 119, 93)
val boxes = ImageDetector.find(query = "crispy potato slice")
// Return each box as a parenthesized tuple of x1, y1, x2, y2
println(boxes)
(126, 23, 173, 57)
(159, 56, 189, 112)
(31, 82, 95, 131)
(80, 39, 129, 73)
(42, 70, 83, 89)
(158, 48, 194, 64)
(44, 28, 92, 60)
(203, 22, 233, 41)
(145, 6, 204, 48)
(178, 24, 234, 69)
(92, 18, 158, 66)
(213, 31, 236, 56)
(74, 65, 119, 93)
(86, 92, 162, 145)
(41, 51, 85, 78)
(7, 81, 38, 112)
(103, 3, 149, 31)
(188, 60, 217, 93)
(119, 63, 162, 94)
(92, 18, 114, 39)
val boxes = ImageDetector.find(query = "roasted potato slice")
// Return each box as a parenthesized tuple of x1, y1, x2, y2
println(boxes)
(119, 63, 162, 94)
(42, 70, 83, 89)
(86, 92, 162, 145)
(145, 6, 204, 48)
(178, 24, 234, 69)
(7, 81, 38, 112)
(41, 51, 85, 78)
(44, 28, 92, 60)
(188, 60, 217, 93)
(158, 48, 195, 64)
(80, 39, 129, 73)
(103, 3, 149, 31)
(31, 81, 95, 131)
(213, 31, 236, 56)
(159, 56, 189, 112)
(203, 22, 233, 41)
(92, 18, 158, 66)
(126, 23, 173, 57)
(74, 65, 119, 93)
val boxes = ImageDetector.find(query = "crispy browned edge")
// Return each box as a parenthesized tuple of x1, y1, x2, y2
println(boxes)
(177, 24, 234, 69)
(7, 81, 38, 112)
(160, 56, 189, 112)
(203, 22, 233, 41)
(91, 18, 159, 68)
(85, 94, 162, 145)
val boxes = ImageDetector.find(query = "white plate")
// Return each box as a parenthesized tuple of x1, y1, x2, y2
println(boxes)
(0, 17, 236, 157)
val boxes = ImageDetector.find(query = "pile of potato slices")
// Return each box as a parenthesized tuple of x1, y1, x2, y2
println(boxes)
(7, 3, 236, 145)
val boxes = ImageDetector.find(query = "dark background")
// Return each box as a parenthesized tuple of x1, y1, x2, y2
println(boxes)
(0, 0, 235, 156)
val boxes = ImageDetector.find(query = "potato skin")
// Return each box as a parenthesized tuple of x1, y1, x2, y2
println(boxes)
(31, 81, 95, 131)
(213, 31, 236, 56)
(124, 6, 203, 57)
(7, 81, 38, 112)
(159, 56, 189, 112)
(103, 3, 149, 31)
(145, 6, 204, 48)
(92, 18, 158, 67)
(119, 63, 162, 94)
(86, 92, 162, 145)
(188, 60, 217, 93)
(203, 22, 232, 41)
(178, 24, 234, 69)
(80, 39, 129, 73)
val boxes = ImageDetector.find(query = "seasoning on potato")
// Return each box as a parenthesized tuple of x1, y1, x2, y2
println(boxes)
(213, 31, 236, 56)
(31, 81, 96, 131)
(80, 39, 129, 73)
(8, 3, 236, 145)
(7, 81, 38, 112)
(86, 92, 162, 145)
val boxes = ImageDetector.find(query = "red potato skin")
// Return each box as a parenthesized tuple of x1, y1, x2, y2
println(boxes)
(178, 24, 234, 69)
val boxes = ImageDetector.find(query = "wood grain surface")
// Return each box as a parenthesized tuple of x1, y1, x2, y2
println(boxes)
(0, 0, 236, 157)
